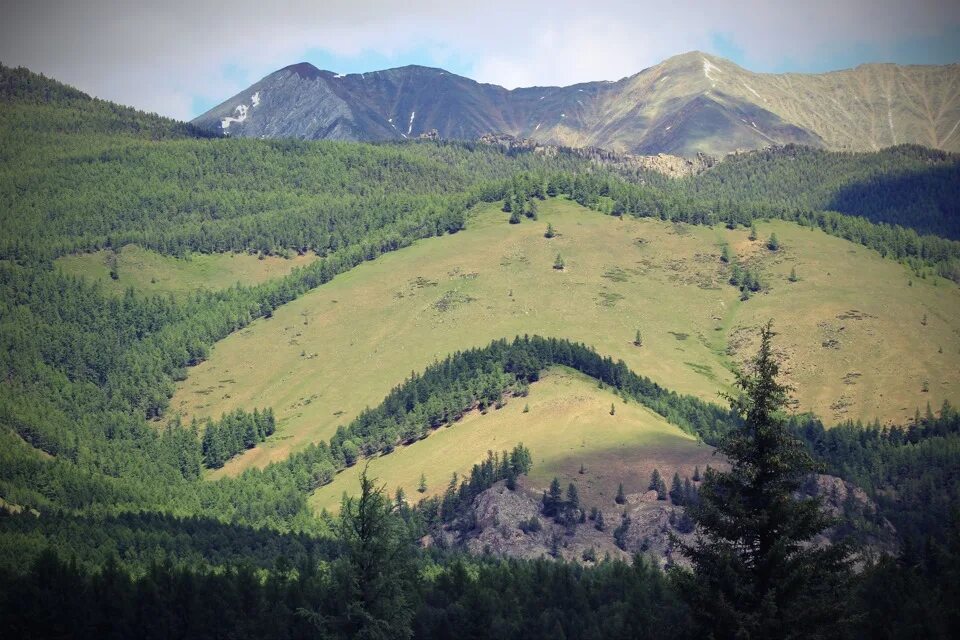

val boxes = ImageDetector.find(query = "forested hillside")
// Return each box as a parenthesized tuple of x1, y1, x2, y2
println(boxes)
(2, 63, 960, 638)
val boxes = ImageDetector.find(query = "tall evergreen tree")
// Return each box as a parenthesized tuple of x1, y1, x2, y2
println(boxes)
(649, 469, 663, 491)
(304, 467, 416, 639)
(675, 321, 850, 639)
(669, 472, 684, 505)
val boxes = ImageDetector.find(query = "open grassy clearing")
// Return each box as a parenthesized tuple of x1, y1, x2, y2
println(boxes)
(310, 366, 714, 513)
(169, 198, 960, 477)
(56, 244, 316, 298)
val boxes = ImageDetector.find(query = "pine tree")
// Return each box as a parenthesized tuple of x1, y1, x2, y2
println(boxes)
(649, 469, 662, 491)
(566, 483, 580, 511)
(610, 403, 616, 416)
(669, 472, 684, 505)
(656, 476, 667, 501)
(634, 329, 643, 347)
(595, 510, 606, 532)
(693, 465, 701, 482)
(788, 266, 798, 282)
(417, 473, 427, 493)
(509, 208, 522, 224)
(545, 222, 556, 238)
(543, 477, 564, 517)
(767, 233, 780, 251)
(526, 199, 539, 220)
(303, 467, 415, 638)
(749, 223, 758, 241)
(615, 482, 626, 505)
(720, 244, 731, 263)
(553, 253, 565, 270)
(675, 321, 850, 638)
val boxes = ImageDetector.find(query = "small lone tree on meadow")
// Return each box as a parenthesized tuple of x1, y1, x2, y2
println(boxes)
(789, 266, 798, 282)
(634, 329, 643, 347)
(675, 321, 850, 638)
(610, 403, 616, 416)
(767, 233, 780, 251)
(553, 253, 565, 270)
(545, 222, 556, 238)
(615, 482, 626, 505)
(509, 208, 522, 224)
(720, 244, 731, 263)
(417, 473, 427, 493)
(749, 222, 758, 241)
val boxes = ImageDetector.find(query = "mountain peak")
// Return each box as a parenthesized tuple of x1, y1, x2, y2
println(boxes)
(194, 54, 960, 156)
(280, 62, 323, 80)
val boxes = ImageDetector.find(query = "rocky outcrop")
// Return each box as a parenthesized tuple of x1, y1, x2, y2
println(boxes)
(476, 133, 716, 178)
(444, 473, 897, 567)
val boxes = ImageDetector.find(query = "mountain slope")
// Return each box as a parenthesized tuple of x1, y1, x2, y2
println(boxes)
(193, 52, 960, 156)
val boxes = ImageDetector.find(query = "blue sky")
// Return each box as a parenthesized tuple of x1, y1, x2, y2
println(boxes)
(3, 1, 959, 120)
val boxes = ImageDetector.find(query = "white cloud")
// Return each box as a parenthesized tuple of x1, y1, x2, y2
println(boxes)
(1, 1, 957, 119)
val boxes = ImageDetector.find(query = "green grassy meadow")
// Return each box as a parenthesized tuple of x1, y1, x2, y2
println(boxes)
(310, 366, 714, 513)
(165, 198, 960, 480)
(56, 244, 316, 298)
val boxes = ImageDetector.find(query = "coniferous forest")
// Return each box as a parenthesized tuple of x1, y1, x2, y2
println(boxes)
(1, 63, 960, 638)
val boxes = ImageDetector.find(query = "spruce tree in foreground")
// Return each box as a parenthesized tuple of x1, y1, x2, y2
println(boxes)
(302, 467, 415, 639)
(675, 321, 850, 639)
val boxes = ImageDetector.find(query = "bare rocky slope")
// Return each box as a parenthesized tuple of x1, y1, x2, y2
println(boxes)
(193, 52, 960, 156)
(430, 475, 897, 568)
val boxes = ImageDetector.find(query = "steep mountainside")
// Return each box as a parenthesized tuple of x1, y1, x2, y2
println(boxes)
(193, 52, 960, 156)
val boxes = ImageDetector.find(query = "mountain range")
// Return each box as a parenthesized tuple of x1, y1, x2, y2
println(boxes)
(192, 51, 960, 156)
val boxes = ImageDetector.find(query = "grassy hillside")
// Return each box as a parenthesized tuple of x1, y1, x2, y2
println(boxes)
(170, 198, 960, 477)
(310, 366, 713, 513)
(56, 245, 316, 298)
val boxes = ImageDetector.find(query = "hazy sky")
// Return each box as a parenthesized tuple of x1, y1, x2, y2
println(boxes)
(2, 1, 959, 121)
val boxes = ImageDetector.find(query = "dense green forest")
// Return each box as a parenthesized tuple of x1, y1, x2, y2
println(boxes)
(2, 63, 960, 637)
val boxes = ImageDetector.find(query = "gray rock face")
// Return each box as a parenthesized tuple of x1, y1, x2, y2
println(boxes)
(447, 474, 897, 568)
(193, 52, 960, 156)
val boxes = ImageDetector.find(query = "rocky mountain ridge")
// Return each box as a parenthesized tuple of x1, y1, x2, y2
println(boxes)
(193, 52, 960, 156)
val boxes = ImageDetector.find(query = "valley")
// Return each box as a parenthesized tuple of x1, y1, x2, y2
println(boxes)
(4, 55, 960, 638)
(169, 198, 960, 481)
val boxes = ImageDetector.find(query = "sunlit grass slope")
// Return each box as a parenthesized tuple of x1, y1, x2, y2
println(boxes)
(56, 244, 316, 298)
(169, 198, 960, 476)
(310, 367, 715, 513)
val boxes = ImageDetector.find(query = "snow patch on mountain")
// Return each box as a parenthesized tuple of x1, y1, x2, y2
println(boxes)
(703, 57, 722, 86)
(220, 103, 249, 130)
